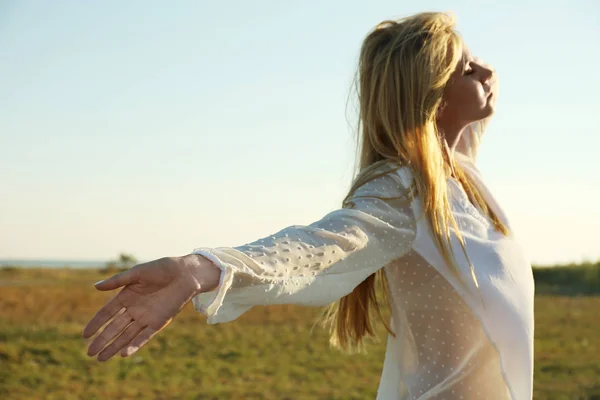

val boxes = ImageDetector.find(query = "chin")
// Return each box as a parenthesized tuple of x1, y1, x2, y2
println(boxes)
(485, 94, 497, 112)
(480, 104, 495, 119)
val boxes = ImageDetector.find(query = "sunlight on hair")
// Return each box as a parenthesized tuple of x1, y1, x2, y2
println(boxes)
(317, 11, 509, 354)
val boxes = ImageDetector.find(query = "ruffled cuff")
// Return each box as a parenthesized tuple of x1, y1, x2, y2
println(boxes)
(190, 248, 252, 324)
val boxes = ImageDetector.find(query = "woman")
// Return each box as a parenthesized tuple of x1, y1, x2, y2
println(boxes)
(83, 12, 534, 399)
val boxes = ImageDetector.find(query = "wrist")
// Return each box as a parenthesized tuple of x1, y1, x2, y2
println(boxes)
(178, 254, 222, 296)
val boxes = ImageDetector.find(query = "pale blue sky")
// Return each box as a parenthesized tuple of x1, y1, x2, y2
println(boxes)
(1, 0, 599, 265)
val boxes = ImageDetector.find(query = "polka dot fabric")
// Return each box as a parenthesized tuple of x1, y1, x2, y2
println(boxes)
(192, 166, 417, 321)
(381, 251, 512, 399)
(191, 144, 534, 399)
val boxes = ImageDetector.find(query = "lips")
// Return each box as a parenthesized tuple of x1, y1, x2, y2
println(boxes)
(483, 82, 493, 97)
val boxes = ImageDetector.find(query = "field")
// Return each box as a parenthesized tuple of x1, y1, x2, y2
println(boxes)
(0, 265, 599, 399)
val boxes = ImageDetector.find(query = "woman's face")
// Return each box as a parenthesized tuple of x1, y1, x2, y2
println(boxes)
(437, 44, 497, 128)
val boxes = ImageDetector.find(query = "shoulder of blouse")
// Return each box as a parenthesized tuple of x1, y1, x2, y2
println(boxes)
(346, 161, 415, 201)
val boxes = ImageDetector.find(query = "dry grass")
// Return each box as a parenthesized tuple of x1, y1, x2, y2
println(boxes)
(0, 267, 599, 399)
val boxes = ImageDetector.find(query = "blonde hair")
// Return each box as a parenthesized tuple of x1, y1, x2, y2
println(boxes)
(317, 11, 509, 353)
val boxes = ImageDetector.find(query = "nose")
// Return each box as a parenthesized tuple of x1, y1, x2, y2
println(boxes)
(479, 65, 494, 85)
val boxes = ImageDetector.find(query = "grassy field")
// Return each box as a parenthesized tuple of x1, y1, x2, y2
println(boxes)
(0, 266, 599, 399)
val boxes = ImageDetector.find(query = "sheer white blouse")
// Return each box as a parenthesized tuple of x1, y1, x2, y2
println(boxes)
(190, 123, 535, 399)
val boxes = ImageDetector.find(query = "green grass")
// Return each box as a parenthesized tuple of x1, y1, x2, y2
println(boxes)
(0, 265, 599, 399)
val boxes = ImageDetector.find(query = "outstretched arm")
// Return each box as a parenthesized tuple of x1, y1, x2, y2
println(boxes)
(191, 167, 417, 324)
(82, 165, 417, 360)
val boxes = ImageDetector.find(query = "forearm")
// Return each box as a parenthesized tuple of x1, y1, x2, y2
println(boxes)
(188, 172, 417, 323)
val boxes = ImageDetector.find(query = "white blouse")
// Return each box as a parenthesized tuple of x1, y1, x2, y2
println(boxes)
(190, 124, 535, 399)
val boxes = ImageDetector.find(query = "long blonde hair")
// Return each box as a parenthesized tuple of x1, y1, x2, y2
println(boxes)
(317, 12, 509, 354)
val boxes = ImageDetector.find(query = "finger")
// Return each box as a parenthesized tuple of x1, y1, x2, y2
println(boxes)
(120, 326, 159, 358)
(82, 295, 126, 338)
(95, 266, 140, 291)
(87, 308, 132, 357)
(97, 320, 145, 362)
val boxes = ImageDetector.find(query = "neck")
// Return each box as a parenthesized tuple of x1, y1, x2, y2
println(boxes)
(437, 120, 469, 178)
(438, 121, 468, 155)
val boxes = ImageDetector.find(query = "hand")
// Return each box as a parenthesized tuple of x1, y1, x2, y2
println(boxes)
(82, 255, 221, 361)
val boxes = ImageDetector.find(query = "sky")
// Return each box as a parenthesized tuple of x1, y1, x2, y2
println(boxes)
(1, 0, 599, 266)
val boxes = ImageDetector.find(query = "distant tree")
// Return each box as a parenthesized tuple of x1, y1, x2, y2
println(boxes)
(100, 253, 137, 274)
(105, 260, 118, 270)
(118, 253, 138, 269)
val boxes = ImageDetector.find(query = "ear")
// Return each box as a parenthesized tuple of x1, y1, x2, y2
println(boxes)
(436, 100, 447, 120)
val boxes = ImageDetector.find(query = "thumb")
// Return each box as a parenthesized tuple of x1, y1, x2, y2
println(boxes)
(95, 267, 139, 291)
